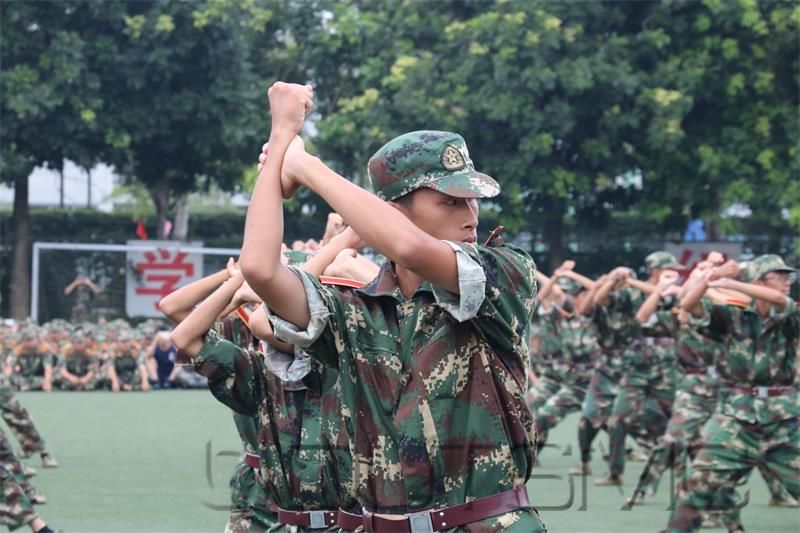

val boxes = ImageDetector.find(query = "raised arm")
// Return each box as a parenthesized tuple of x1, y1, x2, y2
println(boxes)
(239, 83, 314, 329)
(282, 151, 461, 295)
(158, 266, 230, 324)
(170, 274, 245, 358)
(708, 278, 788, 310)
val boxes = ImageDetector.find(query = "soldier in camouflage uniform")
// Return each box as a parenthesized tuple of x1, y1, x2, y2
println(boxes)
(527, 297, 566, 417)
(665, 254, 799, 532)
(0, 429, 46, 505)
(105, 332, 151, 392)
(54, 332, 101, 390)
(533, 264, 598, 454)
(0, 327, 57, 469)
(597, 252, 682, 486)
(6, 329, 54, 392)
(169, 272, 349, 532)
(241, 83, 545, 532)
(570, 267, 642, 476)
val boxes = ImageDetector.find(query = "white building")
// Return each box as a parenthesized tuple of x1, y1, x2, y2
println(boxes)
(0, 159, 117, 212)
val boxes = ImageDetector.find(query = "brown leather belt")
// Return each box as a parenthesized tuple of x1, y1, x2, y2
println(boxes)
(684, 366, 717, 377)
(278, 508, 338, 529)
(362, 486, 529, 533)
(244, 453, 259, 469)
(337, 509, 363, 531)
(722, 384, 795, 398)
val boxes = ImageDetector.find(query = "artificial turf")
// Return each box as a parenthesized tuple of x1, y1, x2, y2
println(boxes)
(13, 391, 800, 532)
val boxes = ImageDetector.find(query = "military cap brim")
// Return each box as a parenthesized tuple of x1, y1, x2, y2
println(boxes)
(424, 170, 501, 199)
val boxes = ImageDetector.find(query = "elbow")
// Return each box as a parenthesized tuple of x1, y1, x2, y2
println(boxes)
(240, 252, 278, 289)
(169, 330, 190, 352)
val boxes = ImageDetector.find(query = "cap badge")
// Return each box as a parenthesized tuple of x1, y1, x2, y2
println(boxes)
(441, 145, 466, 171)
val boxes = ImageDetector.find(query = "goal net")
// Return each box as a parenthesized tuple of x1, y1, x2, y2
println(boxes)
(31, 241, 240, 324)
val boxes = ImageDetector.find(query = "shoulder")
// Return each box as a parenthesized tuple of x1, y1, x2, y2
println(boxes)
(455, 242, 536, 290)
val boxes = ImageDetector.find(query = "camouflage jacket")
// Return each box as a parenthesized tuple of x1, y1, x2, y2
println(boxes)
(592, 287, 643, 369)
(560, 313, 600, 369)
(110, 345, 144, 383)
(10, 346, 53, 378)
(270, 241, 537, 514)
(193, 329, 344, 512)
(530, 304, 564, 380)
(58, 346, 100, 376)
(693, 297, 799, 424)
(625, 296, 680, 367)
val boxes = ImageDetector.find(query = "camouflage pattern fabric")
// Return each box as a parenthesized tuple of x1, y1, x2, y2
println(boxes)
(367, 130, 500, 201)
(0, 387, 45, 456)
(527, 305, 566, 414)
(269, 241, 545, 531)
(8, 345, 53, 392)
(535, 311, 597, 450)
(665, 413, 799, 532)
(0, 430, 38, 505)
(0, 462, 37, 531)
(693, 298, 799, 424)
(192, 331, 343, 532)
(664, 297, 799, 531)
(607, 338, 676, 477)
(218, 317, 279, 531)
(55, 342, 102, 390)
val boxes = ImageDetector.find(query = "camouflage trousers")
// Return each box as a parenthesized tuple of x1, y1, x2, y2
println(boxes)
(535, 376, 589, 452)
(225, 461, 278, 533)
(54, 375, 102, 391)
(0, 430, 36, 501)
(578, 365, 620, 463)
(0, 387, 45, 455)
(527, 373, 563, 414)
(665, 413, 800, 532)
(10, 376, 47, 393)
(0, 463, 36, 531)
(606, 364, 675, 477)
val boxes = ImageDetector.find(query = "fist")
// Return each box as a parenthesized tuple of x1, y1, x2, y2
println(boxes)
(268, 82, 313, 137)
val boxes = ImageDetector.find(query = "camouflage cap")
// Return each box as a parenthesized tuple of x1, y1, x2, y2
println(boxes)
(751, 254, 797, 280)
(644, 251, 685, 271)
(368, 130, 500, 201)
(556, 276, 582, 296)
(737, 260, 756, 283)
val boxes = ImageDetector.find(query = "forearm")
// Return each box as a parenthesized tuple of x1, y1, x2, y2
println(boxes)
(636, 289, 662, 323)
(538, 274, 559, 302)
(240, 132, 292, 284)
(626, 278, 657, 295)
(680, 279, 708, 317)
(300, 156, 458, 291)
(159, 268, 229, 323)
(170, 276, 244, 357)
(562, 270, 595, 290)
(593, 277, 616, 306)
(301, 236, 351, 277)
(718, 279, 787, 308)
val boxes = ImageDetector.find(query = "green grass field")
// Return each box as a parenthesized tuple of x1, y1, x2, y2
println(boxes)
(13, 391, 800, 532)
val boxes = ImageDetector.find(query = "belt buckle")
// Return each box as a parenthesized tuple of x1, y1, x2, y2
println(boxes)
(406, 511, 434, 533)
(309, 511, 327, 529)
(756, 386, 769, 399)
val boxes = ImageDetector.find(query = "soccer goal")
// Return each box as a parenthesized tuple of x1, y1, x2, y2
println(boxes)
(31, 241, 241, 323)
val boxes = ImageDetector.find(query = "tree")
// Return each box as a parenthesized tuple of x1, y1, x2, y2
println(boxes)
(1, 1, 107, 318)
(94, 0, 283, 239)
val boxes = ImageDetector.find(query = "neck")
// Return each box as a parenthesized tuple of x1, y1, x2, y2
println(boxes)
(395, 264, 424, 300)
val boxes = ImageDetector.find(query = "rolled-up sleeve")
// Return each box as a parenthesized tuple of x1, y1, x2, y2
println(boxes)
(267, 268, 330, 348)
(430, 240, 486, 322)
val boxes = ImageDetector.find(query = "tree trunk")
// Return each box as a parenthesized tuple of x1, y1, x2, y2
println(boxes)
(150, 184, 170, 240)
(86, 167, 92, 208)
(10, 174, 31, 320)
(173, 193, 190, 241)
(59, 168, 64, 208)
(543, 211, 564, 273)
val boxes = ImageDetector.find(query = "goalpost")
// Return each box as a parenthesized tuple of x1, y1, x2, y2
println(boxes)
(31, 241, 241, 323)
